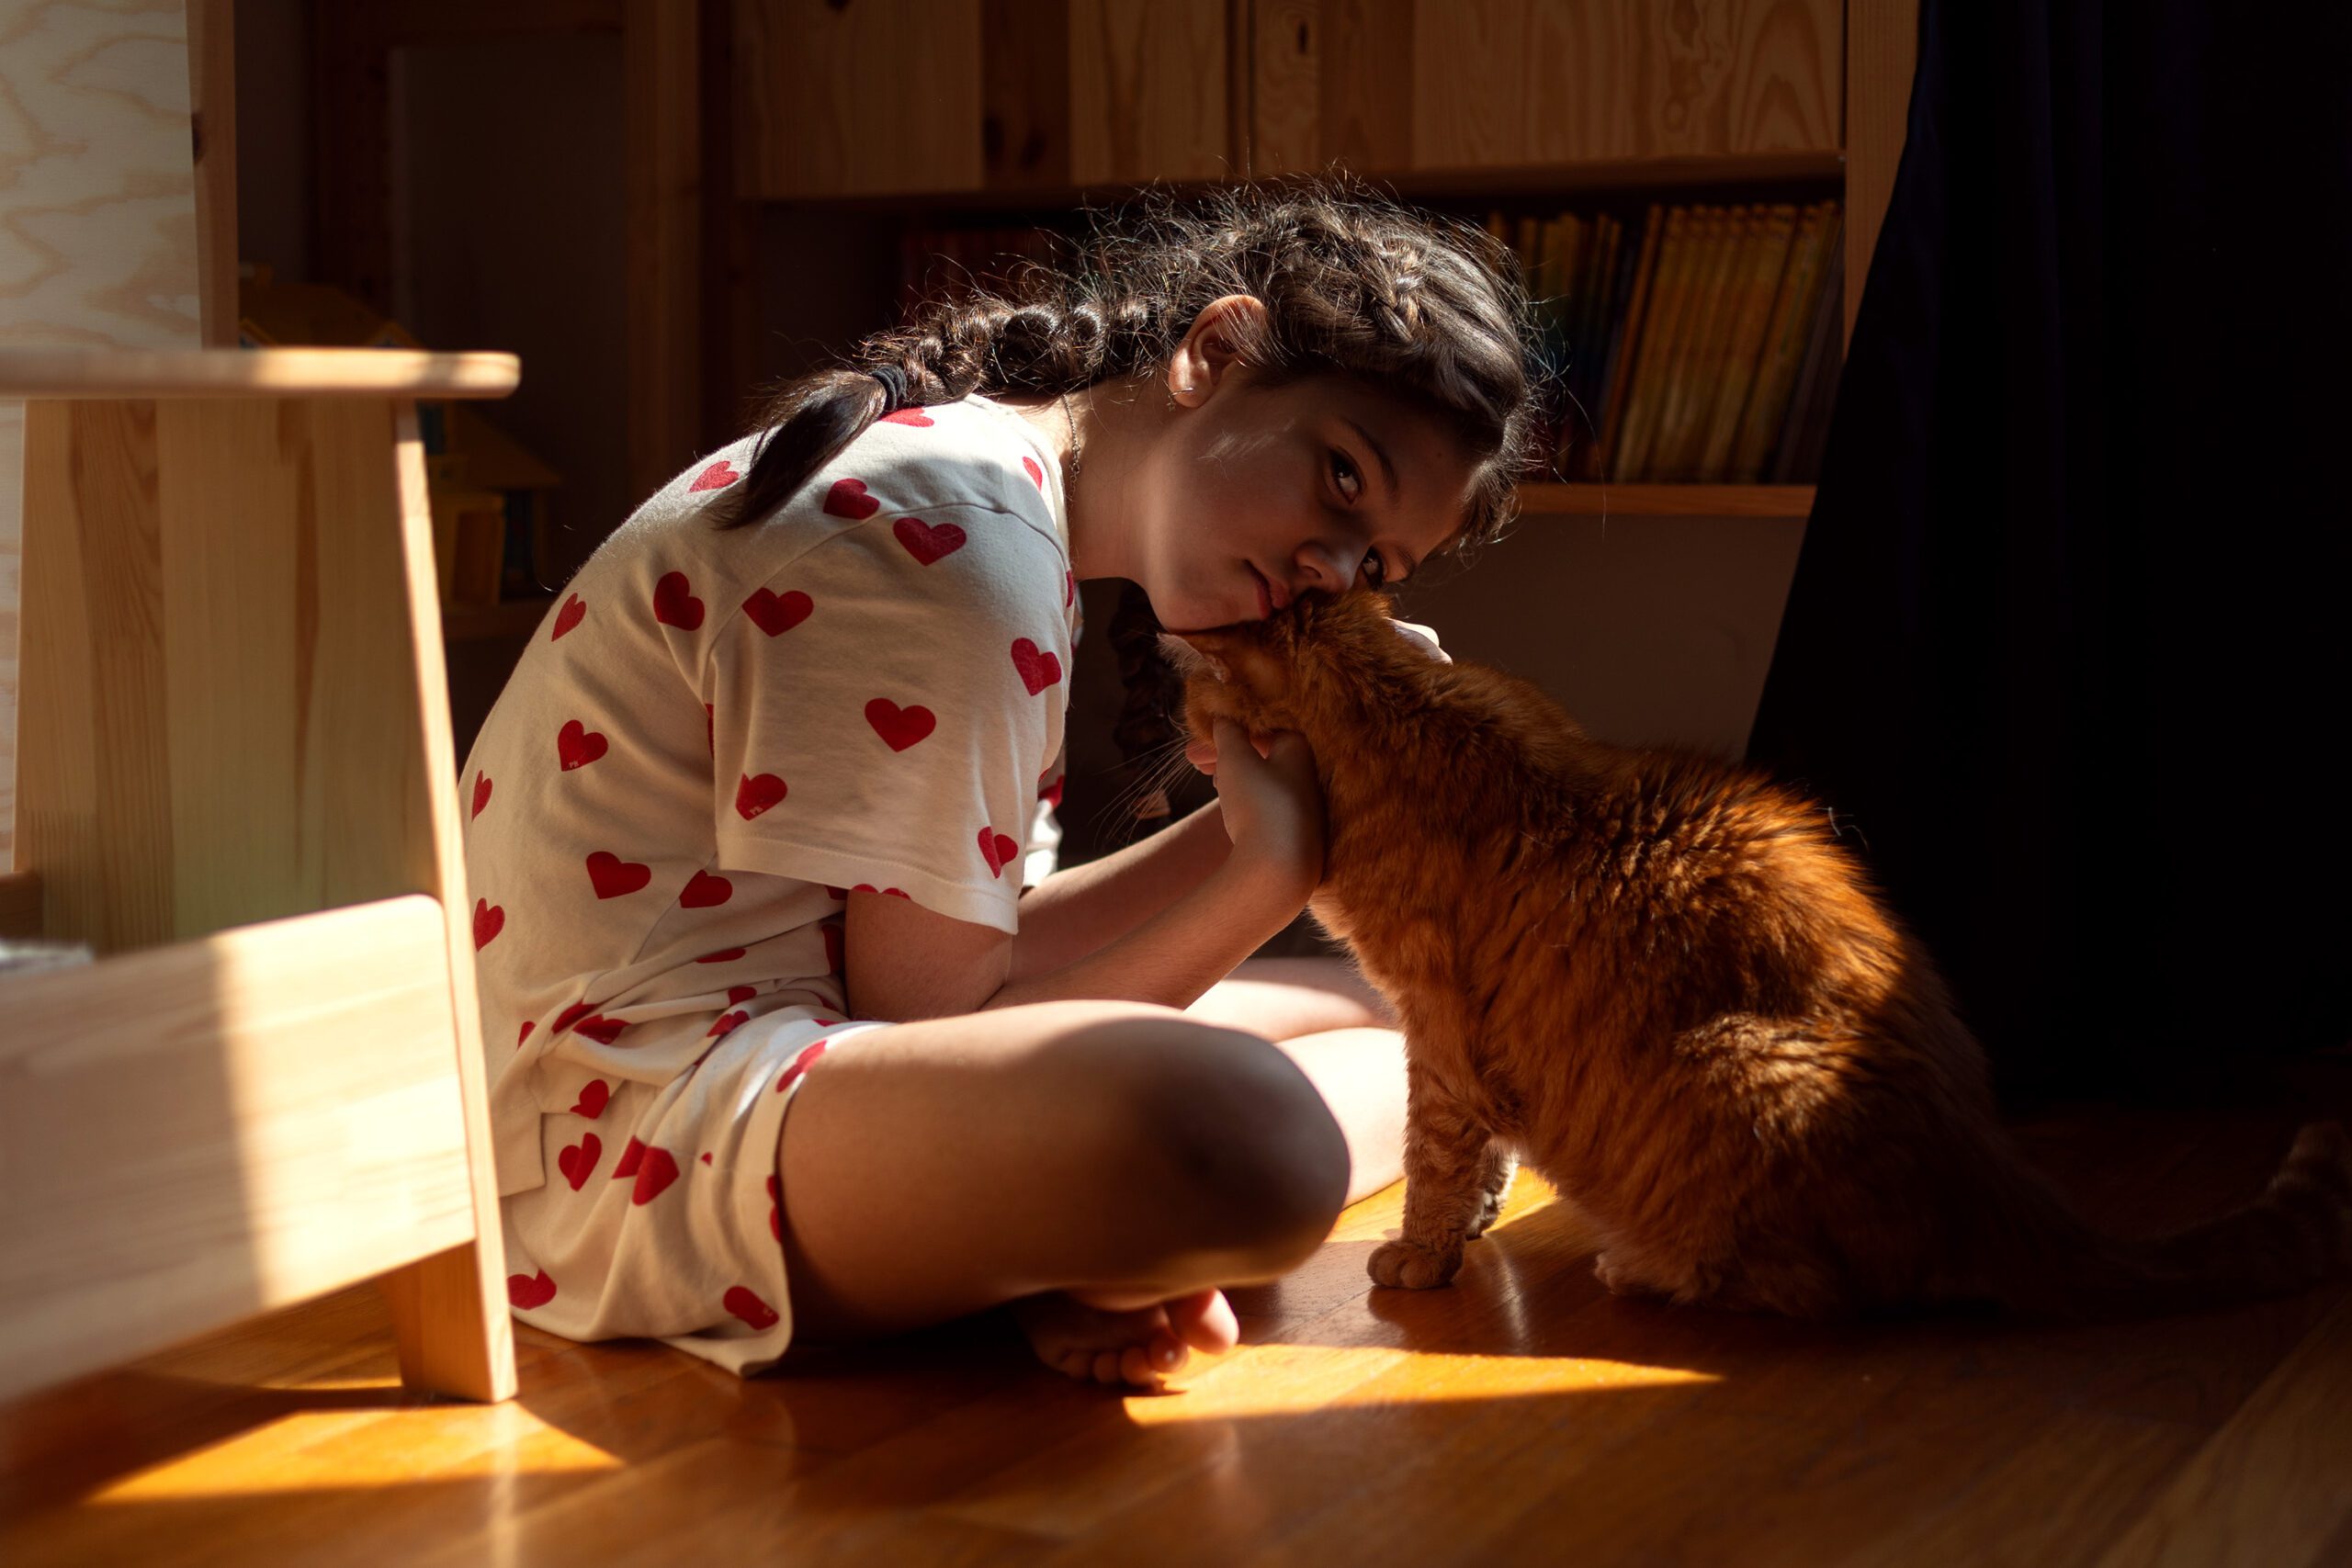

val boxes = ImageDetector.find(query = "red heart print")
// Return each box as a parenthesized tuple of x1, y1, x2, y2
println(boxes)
(612, 1136, 645, 1179)
(571, 1079, 611, 1119)
(558, 718, 609, 772)
(1011, 637, 1062, 694)
(850, 884, 908, 898)
(823, 478, 879, 519)
(576, 1015, 628, 1044)
(978, 828, 1018, 877)
(707, 1009, 748, 1039)
(472, 898, 503, 949)
(736, 773, 787, 819)
(743, 587, 813, 635)
(586, 851, 652, 899)
(892, 517, 966, 565)
(681, 869, 733, 908)
(517, 1020, 537, 1048)
(1065, 570, 1075, 608)
(689, 459, 741, 492)
(696, 947, 747, 964)
(507, 1269, 558, 1310)
(551, 592, 586, 639)
(879, 408, 934, 426)
(471, 771, 492, 818)
(700, 1152, 713, 1165)
(864, 698, 936, 751)
(727, 984, 758, 1004)
(1023, 456, 1045, 489)
(865, 700, 935, 751)
(773, 1039, 831, 1093)
(767, 1174, 782, 1241)
(553, 1001, 595, 1033)
(559, 1133, 602, 1190)
(631, 1145, 681, 1205)
(652, 570, 706, 629)
(1038, 773, 1064, 808)
(723, 1286, 780, 1331)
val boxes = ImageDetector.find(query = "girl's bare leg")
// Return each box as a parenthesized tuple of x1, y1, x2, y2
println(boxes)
(776, 999, 1351, 1386)
(1185, 955, 1410, 1204)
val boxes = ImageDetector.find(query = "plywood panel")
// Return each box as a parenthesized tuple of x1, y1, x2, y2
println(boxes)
(1412, 0, 1842, 170)
(16, 393, 458, 953)
(0, 0, 205, 874)
(1068, 0, 1231, 185)
(734, 0, 985, 197)
(1250, 0, 1322, 175)
(0, 895, 476, 1403)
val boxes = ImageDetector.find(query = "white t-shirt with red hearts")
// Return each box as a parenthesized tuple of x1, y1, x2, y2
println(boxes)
(459, 394, 1078, 1198)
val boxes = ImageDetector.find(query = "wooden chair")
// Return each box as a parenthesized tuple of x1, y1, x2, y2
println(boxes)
(0, 347, 521, 1404)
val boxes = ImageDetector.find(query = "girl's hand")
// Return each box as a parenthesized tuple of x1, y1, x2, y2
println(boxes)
(1198, 716, 1324, 895)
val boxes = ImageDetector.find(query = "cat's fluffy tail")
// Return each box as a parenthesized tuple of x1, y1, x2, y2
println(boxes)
(1981, 1120, 2352, 1318)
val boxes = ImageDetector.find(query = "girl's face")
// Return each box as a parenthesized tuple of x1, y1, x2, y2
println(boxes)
(1125, 300, 1484, 634)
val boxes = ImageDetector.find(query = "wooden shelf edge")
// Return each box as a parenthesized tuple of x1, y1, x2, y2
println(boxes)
(0, 348, 520, 400)
(750, 152, 1849, 215)
(1514, 483, 1815, 518)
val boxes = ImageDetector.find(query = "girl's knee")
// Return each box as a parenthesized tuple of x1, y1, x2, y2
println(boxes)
(1083, 1015, 1351, 1269)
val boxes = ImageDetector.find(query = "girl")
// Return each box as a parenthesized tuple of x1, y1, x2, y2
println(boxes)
(458, 175, 1546, 1390)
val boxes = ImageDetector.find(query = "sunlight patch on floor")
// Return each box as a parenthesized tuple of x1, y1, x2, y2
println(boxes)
(1126, 1341, 1718, 1425)
(85, 1401, 622, 1503)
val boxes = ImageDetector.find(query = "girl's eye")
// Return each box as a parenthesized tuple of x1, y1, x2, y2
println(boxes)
(1329, 448, 1363, 503)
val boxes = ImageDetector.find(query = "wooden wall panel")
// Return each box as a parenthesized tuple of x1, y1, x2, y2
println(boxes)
(1067, 0, 1232, 186)
(983, 0, 1076, 189)
(1411, 0, 1841, 170)
(0, 0, 204, 875)
(1251, 0, 1321, 175)
(734, 0, 985, 197)
(1316, 0, 1415, 174)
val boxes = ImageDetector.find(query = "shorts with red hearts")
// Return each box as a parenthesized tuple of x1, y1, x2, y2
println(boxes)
(498, 1010, 891, 1375)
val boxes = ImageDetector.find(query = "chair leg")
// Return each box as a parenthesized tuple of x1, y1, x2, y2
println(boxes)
(377, 1239, 517, 1402)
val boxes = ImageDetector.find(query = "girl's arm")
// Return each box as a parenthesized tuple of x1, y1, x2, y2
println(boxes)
(981, 851, 1309, 1013)
(1008, 798, 1235, 982)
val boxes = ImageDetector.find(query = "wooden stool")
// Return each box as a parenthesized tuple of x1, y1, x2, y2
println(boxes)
(0, 348, 521, 1403)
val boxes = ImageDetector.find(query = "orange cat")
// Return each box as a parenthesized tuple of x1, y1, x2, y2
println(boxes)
(1171, 590, 2352, 1317)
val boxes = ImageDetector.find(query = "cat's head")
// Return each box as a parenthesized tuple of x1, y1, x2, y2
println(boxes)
(1162, 588, 1441, 747)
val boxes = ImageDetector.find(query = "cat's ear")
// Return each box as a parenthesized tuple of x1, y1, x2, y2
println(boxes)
(1159, 630, 1232, 682)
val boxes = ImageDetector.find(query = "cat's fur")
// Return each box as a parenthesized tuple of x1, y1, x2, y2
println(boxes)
(1170, 590, 2352, 1317)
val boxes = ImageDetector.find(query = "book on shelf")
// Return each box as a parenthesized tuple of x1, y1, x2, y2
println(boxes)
(1489, 196, 1844, 486)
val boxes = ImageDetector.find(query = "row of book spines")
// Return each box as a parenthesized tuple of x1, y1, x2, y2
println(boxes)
(1614, 200, 1842, 483)
(1502, 199, 1844, 483)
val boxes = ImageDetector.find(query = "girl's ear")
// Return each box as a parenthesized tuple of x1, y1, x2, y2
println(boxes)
(1170, 294, 1273, 407)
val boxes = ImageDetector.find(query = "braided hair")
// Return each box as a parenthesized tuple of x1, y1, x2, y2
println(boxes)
(705, 171, 1550, 833)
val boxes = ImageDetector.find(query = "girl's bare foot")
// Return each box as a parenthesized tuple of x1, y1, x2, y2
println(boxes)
(1011, 1285, 1240, 1389)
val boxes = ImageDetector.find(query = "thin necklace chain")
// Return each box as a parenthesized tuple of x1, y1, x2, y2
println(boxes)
(1059, 389, 1082, 478)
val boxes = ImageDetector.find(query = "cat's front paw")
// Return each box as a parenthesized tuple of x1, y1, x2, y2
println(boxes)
(1369, 1238, 1463, 1290)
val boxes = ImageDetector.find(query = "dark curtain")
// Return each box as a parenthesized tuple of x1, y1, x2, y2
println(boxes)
(1747, 0, 2352, 1103)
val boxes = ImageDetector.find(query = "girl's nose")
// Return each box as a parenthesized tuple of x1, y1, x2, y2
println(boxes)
(1295, 537, 1366, 595)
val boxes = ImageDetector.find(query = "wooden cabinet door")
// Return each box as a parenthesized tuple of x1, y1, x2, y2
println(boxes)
(736, 0, 986, 197)
(1067, 0, 1235, 186)
(1254, 0, 1844, 177)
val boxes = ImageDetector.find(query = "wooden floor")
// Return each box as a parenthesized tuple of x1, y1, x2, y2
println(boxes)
(7, 1056, 2352, 1568)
